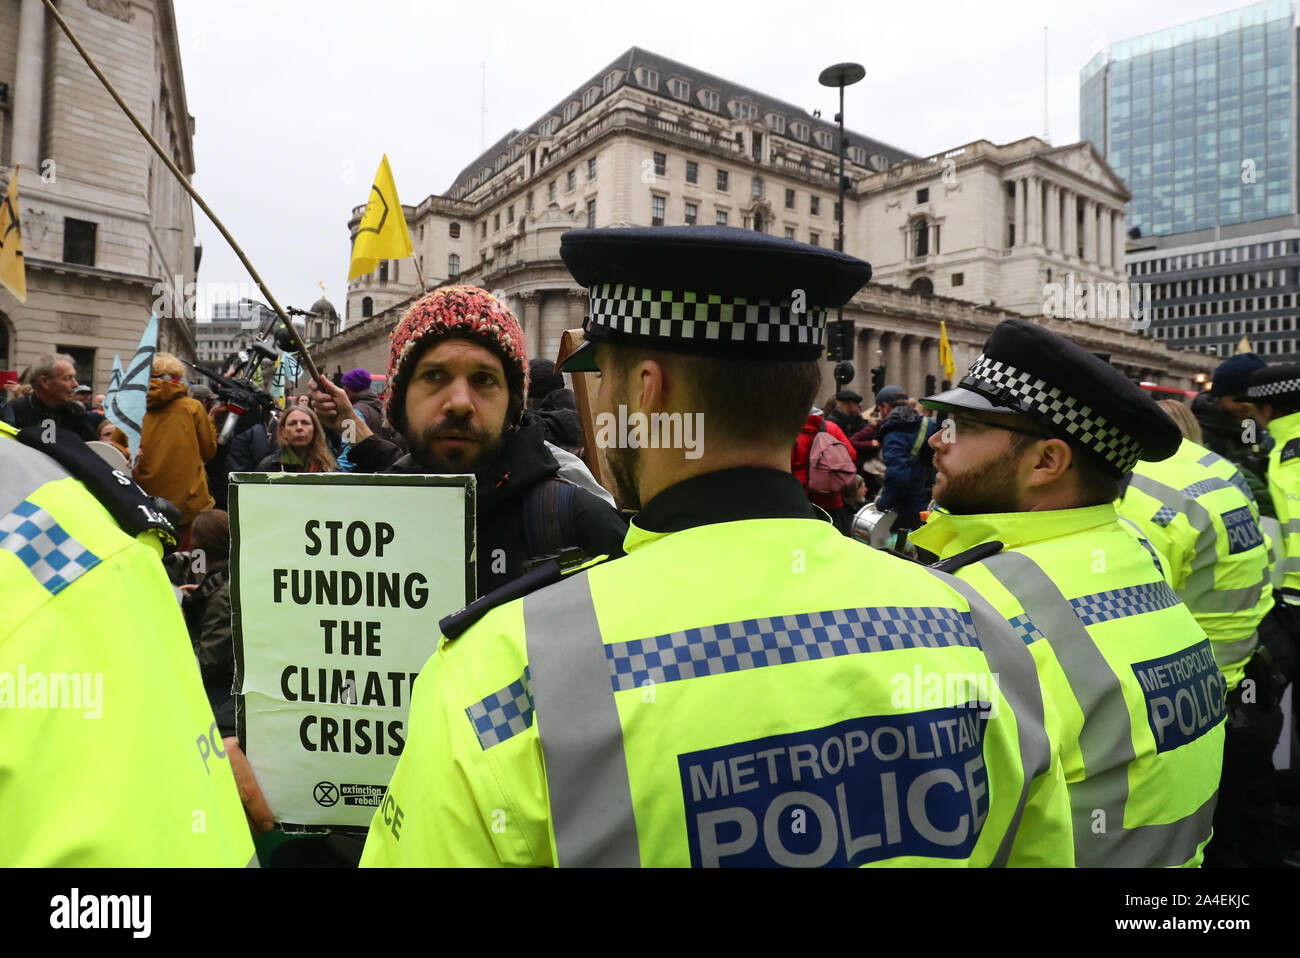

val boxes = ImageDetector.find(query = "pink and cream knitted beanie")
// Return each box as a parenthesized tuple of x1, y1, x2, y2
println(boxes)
(385, 286, 529, 433)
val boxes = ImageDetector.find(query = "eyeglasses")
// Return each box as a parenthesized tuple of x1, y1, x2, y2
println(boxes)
(945, 413, 1055, 441)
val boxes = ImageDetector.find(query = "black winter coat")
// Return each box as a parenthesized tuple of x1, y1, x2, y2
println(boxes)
(350, 418, 627, 597)
(0, 394, 97, 441)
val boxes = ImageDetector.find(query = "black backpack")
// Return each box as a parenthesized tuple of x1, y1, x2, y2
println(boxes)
(522, 477, 587, 571)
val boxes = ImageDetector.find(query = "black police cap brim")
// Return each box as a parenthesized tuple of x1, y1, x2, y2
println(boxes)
(921, 386, 1020, 416)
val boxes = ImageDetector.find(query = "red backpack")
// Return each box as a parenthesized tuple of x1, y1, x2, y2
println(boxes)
(807, 420, 858, 495)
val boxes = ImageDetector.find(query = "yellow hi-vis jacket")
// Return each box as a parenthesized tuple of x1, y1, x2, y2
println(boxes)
(1118, 437, 1274, 691)
(0, 425, 254, 866)
(911, 503, 1226, 867)
(361, 470, 1074, 867)
(1265, 410, 1300, 604)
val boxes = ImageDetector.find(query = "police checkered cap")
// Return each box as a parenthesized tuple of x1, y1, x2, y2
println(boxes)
(925, 319, 1181, 474)
(1246, 362, 1300, 400)
(558, 225, 871, 367)
(961, 353, 1146, 473)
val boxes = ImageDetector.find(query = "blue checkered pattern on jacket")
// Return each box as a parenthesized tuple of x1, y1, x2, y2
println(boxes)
(1068, 581, 1182, 627)
(465, 667, 533, 750)
(604, 605, 980, 693)
(0, 500, 100, 594)
(1151, 505, 1178, 527)
(1006, 613, 1046, 646)
(1181, 478, 1234, 499)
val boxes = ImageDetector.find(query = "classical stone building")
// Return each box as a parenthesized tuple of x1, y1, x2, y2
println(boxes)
(317, 46, 1208, 400)
(0, 0, 197, 389)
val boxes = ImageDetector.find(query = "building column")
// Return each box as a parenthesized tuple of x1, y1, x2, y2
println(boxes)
(1082, 198, 1097, 264)
(1098, 207, 1111, 272)
(1112, 211, 1126, 270)
(521, 291, 541, 361)
(1063, 190, 1078, 259)
(905, 334, 923, 396)
(1026, 177, 1041, 246)
(886, 332, 903, 388)
(1045, 183, 1059, 252)
(13, 0, 46, 169)
(1014, 177, 1026, 247)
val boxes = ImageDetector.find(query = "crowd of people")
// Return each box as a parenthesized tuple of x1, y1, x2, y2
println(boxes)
(3, 225, 1298, 869)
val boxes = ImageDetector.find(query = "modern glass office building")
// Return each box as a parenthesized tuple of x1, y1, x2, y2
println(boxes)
(1081, 0, 1295, 239)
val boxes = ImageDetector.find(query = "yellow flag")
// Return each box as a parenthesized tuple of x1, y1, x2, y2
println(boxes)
(348, 155, 414, 280)
(0, 164, 27, 304)
(1238, 334, 1252, 355)
(939, 321, 956, 381)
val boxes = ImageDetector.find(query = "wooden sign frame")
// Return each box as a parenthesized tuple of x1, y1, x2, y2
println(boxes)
(555, 328, 613, 498)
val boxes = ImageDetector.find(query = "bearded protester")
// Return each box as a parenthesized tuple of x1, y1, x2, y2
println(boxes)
(310, 286, 627, 598)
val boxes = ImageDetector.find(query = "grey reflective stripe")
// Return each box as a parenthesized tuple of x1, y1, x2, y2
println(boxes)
(980, 550, 1213, 866)
(523, 571, 640, 867)
(245, 851, 260, 868)
(1211, 630, 1259, 670)
(1128, 473, 1267, 614)
(1286, 519, 1300, 535)
(924, 567, 1051, 867)
(0, 438, 71, 517)
(1283, 557, 1300, 573)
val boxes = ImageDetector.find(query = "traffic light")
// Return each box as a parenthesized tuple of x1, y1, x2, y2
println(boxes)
(870, 365, 886, 396)
(834, 362, 855, 387)
(925, 374, 937, 397)
(825, 319, 855, 362)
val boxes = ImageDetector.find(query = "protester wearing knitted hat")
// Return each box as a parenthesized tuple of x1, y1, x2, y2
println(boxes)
(308, 285, 626, 600)
(340, 366, 386, 436)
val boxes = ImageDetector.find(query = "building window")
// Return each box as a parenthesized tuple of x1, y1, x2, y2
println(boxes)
(752, 176, 763, 198)
(449, 222, 461, 239)
(668, 78, 690, 100)
(494, 213, 500, 231)
(448, 254, 460, 279)
(785, 188, 795, 209)
(583, 87, 599, 110)
(952, 272, 964, 287)
(563, 101, 579, 123)
(784, 226, 795, 239)
(639, 68, 659, 90)
(361, 297, 373, 318)
(768, 114, 786, 135)
(526, 192, 534, 213)
(587, 198, 597, 228)
(603, 72, 618, 94)
(652, 195, 666, 227)
(790, 121, 809, 142)
(685, 202, 698, 226)
(548, 181, 557, 202)
(63, 218, 97, 267)
(588, 156, 597, 180)
(716, 210, 729, 226)
(654, 152, 667, 176)
(717, 169, 729, 191)
(507, 205, 515, 224)
(916, 188, 929, 204)
(700, 90, 720, 111)
(814, 130, 833, 150)
(480, 222, 487, 239)
(810, 196, 820, 216)
(686, 161, 698, 184)
(567, 170, 576, 191)
(809, 231, 820, 246)
(539, 117, 557, 137)
(379, 260, 389, 282)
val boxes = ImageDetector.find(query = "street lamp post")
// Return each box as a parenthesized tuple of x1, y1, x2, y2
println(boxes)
(818, 62, 865, 389)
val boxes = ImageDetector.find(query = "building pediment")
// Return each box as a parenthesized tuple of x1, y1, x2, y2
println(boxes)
(1040, 142, 1130, 199)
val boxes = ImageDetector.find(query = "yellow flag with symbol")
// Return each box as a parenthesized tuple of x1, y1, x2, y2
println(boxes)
(939, 321, 956, 381)
(348, 155, 413, 280)
(1, 164, 27, 303)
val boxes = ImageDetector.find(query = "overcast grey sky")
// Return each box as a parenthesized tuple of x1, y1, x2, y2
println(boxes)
(172, 0, 1250, 321)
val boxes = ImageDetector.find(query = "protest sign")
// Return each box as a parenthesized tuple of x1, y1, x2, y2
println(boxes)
(229, 472, 474, 831)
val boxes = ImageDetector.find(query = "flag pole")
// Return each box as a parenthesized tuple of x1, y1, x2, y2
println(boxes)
(39, 0, 322, 385)
(412, 254, 427, 294)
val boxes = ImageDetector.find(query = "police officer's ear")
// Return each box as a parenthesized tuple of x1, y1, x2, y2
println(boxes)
(1018, 436, 1074, 489)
